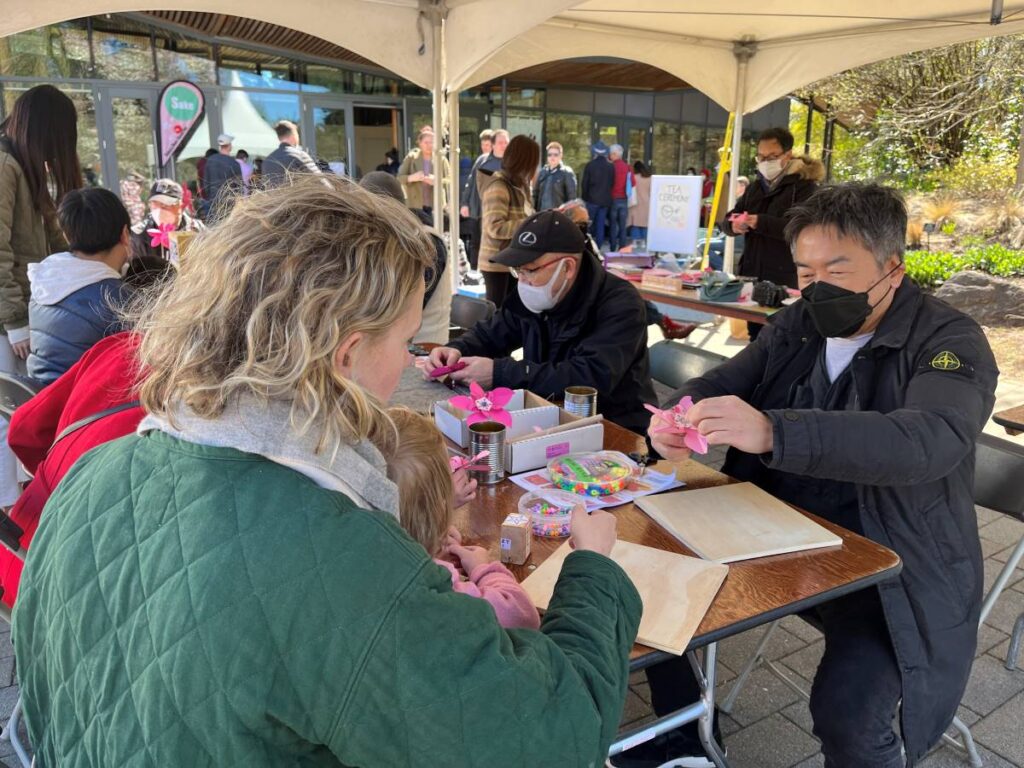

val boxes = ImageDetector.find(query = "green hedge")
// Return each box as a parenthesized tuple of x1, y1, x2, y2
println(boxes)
(904, 245, 1024, 288)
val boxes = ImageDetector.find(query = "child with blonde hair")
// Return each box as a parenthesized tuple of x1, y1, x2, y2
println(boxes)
(381, 407, 539, 629)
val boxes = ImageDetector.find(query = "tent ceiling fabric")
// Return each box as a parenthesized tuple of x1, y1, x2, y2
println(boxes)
(7, 1, 1024, 112)
(454, 1, 1024, 112)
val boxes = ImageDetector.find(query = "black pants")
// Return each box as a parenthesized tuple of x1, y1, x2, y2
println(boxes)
(646, 588, 904, 768)
(482, 271, 517, 309)
(747, 321, 762, 341)
(466, 218, 482, 271)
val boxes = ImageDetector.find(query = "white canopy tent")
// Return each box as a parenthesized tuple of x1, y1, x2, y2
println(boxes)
(8, 1, 1024, 263)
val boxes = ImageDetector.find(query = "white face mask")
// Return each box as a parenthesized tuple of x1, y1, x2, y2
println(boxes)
(518, 259, 569, 314)
(757, 158, 786, 181)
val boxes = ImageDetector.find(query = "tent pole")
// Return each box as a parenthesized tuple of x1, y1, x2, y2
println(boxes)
(804, 98, 814, 155)
(448, 87, 460, 294)
(430, 3, 445, 232)
(724, 40, 755, 275)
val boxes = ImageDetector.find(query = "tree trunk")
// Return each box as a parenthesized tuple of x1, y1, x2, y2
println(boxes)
(1016, 113, 1024, 190)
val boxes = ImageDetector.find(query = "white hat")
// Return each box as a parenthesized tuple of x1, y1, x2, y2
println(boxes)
(217, 133, 235, 146)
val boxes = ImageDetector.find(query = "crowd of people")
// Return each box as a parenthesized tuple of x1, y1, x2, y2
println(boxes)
(0, 81, 1002, 768)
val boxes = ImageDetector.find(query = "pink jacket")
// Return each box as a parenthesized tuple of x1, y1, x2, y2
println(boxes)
(435, 559, 540, 630)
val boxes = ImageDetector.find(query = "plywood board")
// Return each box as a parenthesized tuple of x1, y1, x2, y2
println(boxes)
(521, 540, 728, 655)
(635, 482, 842, 564)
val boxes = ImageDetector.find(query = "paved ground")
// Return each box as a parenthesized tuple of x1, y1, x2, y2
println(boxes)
(0, 318, 1020, 767)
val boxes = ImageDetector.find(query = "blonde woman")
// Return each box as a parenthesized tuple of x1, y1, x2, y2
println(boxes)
(14, 175, 641, 768)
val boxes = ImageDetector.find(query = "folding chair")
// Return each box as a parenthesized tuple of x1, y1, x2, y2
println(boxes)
(648, 340, 728, 392)
(720, 432, 1024, 768)
(448, 294, 496, 338)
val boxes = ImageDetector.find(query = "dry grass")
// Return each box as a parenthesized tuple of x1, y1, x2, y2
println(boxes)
(906, 220, 924, 249)
(922, 195, 961, 228)
(983, 326, 1024, 381)
(978, 194, 1024, 247)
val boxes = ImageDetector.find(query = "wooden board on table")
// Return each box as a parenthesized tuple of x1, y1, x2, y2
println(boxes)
(521, 539, 728, 655)
(635, 482, 842, 564)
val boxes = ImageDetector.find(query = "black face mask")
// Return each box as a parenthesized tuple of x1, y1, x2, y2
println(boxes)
(800, 264, 902, 338)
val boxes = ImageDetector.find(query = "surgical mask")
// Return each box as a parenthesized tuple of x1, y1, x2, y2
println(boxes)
(800, 264, 902, 338)
(518, 259, 569, 314)
(757, 159, 785, 181)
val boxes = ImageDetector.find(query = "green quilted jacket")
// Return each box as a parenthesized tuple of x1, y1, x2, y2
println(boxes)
(14, 430, 642, 767)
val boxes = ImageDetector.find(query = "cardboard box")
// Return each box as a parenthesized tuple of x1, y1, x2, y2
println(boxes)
(499, 513, 531, 565)
(435, 390, 605, 473)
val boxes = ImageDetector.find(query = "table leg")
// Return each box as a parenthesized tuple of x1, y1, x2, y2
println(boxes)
(696, 642, 730, 768)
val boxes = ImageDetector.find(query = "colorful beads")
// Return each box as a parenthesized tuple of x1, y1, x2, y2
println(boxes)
(547, 451, 637, 497)
(518, 490, 581, 539)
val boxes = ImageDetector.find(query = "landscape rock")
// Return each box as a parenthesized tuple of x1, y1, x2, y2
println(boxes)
(934, 271, 1024, 326)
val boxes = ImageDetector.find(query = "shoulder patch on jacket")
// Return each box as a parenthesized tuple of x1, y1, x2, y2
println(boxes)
(920, 350, 975, 377)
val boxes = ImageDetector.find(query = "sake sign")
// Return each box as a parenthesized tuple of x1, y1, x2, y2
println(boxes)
(157, 81, 205, 167)
(647, 175, 702, 254)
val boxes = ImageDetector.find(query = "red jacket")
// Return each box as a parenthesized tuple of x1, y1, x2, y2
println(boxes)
(611, 159, 634, 200)
(2, 332, 144, 607)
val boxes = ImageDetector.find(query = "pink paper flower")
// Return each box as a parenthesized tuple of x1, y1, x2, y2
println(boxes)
(146, 222, 175, 249)
(645, 396, 709, 454)
(449, 381, 514, 427)
(449, 450, 491, 473)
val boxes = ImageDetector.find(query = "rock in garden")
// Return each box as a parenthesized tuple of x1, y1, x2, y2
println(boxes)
(934, 271, 1024, 326)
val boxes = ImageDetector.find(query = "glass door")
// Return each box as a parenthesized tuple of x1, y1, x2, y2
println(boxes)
(353, 104, 403, 180)
(97, 86, 158, 192)
(305, 99, 353, 178)
(596, 118, 651, 165)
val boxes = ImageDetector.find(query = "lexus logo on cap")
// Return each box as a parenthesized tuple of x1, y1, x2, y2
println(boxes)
(519, 231, 538, 246)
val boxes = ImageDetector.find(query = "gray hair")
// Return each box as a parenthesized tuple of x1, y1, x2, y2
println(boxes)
(784, 183, 907, 268)
(609, 144, 624, 157)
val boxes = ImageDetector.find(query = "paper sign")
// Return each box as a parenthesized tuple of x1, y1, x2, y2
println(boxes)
(545, 442, 570, 459)
(157, 81, 205, 167)
(647, 175, 702, 255)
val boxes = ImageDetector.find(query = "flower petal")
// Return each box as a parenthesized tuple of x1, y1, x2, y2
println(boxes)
(489, 387, 515, 408)
(491, 409, 513, 428)
(466, 412, 486, 426)
(684, 429, 709, 455)
(678, 396, 695, 413)
(448, 396, 475, 411)
(469, 381, 485, 400)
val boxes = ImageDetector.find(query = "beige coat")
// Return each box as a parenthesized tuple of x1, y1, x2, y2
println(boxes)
(0, 140, 66, 335)
(397, 148, 451, 210)
(479, 170, 533, 274)
(627, 175, 652, 229)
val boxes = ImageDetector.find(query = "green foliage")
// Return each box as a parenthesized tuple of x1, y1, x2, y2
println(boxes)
(925, 151, 1017, 199)
(904, 244, 1024, 288)
(940, 220, 957, 235)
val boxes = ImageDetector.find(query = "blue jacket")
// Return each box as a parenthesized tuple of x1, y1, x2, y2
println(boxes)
(27, 252, 130, 384)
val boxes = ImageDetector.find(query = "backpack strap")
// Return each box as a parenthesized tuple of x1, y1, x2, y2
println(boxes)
(53, 401, 142, 447)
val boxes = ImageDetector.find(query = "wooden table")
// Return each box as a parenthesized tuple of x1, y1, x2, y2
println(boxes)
(994, 404, 1024, 436)
(640, 284, 778, 325)
(453, 420, 901, 766)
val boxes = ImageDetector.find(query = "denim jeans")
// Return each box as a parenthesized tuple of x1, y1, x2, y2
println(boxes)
(610, 198, 629, 251)
(585, 203, 610, 250)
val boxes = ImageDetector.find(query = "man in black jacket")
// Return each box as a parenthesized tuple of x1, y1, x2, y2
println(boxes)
(616, 183, 998, 768)
(425, 209, 656, 435)
(202, 133, 243, 221)
(580, 141, 614, 250)
(262, 120, 322, 188)
(534, 142, 577, 210)
(722, 127, 823, 340)
(461, 129, 507, 270)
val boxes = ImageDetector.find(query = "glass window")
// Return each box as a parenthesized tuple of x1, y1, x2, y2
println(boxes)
(652, 121, 680, 175)
(352, 72, 398, 96)
(305, 64, 350, 93)
(490, 87, 545, 109)
(91, 18, 156, 81)
(704, 126, 727, 172)
(154, 33, 215, 84)
(506, 108, 543, 144)
(680, 123, 706, 175)
(174, 113, 211, 193)
(545, 112, 591, 174)
(218, 47, 299, 91)
(222, 91, 300, 159)
(2, 84, 102, 187)
(0, 22, 90, 78)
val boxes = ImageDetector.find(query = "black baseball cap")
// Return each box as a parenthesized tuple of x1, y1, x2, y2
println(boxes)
(492, 210, 586, 267)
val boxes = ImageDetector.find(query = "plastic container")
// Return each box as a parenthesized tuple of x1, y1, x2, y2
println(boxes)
(518, 489, 583, 538)
(547, 451, 638, 497)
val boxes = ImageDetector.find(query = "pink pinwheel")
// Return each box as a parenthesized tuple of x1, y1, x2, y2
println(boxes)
(448, 382, 514, 427)
(146, 222, 175, 249)
(645, 396, 709, 454)
(449, 450, 491, 473)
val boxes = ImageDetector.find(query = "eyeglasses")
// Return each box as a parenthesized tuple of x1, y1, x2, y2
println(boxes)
(755, 152, 787, 162)
(547, 152, 560, 157)
(510, 256, 572, 281)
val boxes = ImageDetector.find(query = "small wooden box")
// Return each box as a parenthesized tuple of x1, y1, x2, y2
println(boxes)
(640, 271, 685, 293)
(499, 513, 532, 565)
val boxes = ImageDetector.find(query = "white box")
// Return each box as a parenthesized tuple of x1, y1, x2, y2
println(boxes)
(435, 390, 605, 473)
